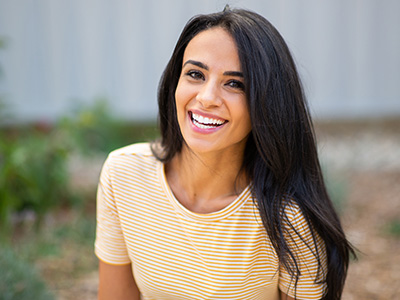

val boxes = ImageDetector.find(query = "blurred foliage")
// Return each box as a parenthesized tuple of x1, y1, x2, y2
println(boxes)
(0, 99, 158, 238)
(0, 37, 6, 49)
(0, 246, 54, 300)
(13, 209, 98, 278)
(0, 98, 157, 296)
(0, 36, 6, 78)
(323, 169, 348, 215)
(58, 99, 158, 155)
(326, 177, 348, 214)
(385, 219, 400, 238)
(0, 127, 78, 235)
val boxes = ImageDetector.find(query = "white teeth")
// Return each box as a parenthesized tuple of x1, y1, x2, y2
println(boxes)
(192, 113, 224, 125)
(192, 119, 215, 129)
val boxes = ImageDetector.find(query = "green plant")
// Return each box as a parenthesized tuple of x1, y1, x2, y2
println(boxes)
(0, 36, 7, 78)
(385, 219, 400, 237)
(10, 209, 98, 292)
(0, 98, 158, 237)
(0, 128, 80, 236)
(58, 99, 159, 155)
(0, 246, 54, 300)
(322, 168, 348, 214)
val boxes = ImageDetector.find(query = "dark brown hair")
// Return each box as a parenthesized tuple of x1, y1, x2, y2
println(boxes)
(153, 7, 355, 299)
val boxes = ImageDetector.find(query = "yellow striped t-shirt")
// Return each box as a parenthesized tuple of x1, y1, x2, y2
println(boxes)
(95, 143, 327, 300)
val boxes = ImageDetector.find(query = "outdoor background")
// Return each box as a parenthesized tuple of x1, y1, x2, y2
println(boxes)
(0, 1, 399, 299)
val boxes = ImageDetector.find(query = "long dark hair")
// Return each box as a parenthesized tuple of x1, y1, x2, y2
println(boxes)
(153, 7, 355, 300)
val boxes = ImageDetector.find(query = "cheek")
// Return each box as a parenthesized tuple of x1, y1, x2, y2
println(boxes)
(175, 81, 196, 113)
(175, 81, 186, 108)
(238, 102, 252, 134)
(241, 118, 252, 137)
(175, 82, 188, 125)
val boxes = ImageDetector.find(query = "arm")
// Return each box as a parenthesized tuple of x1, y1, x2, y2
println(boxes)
(280, 291, 295, 300)
(98, 260, 140, 300)
(96, 157, 139, 299)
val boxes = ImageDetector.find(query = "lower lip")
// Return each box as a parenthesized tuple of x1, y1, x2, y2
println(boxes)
(189, 113, 226, 134)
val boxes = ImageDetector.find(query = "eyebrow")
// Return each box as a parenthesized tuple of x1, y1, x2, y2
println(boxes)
(183, 60, 243, 78)
(223, 71, 243, 78)
(183, 60, 208, 70)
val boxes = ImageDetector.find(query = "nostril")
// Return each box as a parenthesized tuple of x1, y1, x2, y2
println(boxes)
(196, 92, 222, 107)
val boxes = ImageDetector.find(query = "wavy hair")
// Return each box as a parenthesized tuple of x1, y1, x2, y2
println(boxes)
(152, 7, 355, 300)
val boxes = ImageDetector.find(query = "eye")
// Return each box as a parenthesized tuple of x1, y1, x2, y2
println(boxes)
(185, 70, 204, 80)
(226, 80, 245, 91)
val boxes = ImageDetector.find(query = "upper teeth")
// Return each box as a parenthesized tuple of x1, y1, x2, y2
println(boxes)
(192, 113, 225, 125)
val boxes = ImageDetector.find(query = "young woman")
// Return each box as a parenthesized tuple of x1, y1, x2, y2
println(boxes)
(95, 7, 354, 300)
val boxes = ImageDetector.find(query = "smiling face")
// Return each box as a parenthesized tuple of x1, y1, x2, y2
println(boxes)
(175, 27, 252, 157)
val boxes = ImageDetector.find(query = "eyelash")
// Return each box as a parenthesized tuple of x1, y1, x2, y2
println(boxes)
(186, 70, 204, 80)
(184, 70, 245, 91)
(226, 80, 245, 90)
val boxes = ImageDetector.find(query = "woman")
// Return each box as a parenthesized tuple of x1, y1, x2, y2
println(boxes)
(95, 7, 354, 300)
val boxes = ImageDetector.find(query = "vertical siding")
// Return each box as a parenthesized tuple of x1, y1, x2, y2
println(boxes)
(0, 0, 399, 122)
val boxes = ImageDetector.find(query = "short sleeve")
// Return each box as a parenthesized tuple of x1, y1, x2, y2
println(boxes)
(279, 204, 328, 299)
(94, 156, 131, 265)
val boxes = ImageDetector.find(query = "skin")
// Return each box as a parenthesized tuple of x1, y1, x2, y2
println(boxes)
(175, 27, 252, 159)
(168, 27, 252, 214)
(98, 27, 295, 300)
(280, 292, 295, 300)
(98, 261, 140, 300)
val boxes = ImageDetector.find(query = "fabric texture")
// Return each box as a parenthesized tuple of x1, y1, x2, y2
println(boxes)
(95, 143, 327, 300)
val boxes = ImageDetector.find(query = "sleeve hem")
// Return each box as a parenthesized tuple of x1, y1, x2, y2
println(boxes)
(96, 254, 132, 266)
(95, 249, 132, 266)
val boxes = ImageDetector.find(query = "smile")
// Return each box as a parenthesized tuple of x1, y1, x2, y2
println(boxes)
(190, 112, 227, 129)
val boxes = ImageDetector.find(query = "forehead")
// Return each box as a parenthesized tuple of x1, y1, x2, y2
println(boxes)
(183, 27, 241, 70)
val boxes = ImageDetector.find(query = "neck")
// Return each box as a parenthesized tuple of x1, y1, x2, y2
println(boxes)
(165, 145, 249, 213)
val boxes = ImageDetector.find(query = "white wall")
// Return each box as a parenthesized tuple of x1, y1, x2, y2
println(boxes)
(0, 0, 399, 123)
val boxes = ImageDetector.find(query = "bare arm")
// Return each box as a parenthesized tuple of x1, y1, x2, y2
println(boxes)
(98, 260, 140, 300)
(280, 291, 295, 300)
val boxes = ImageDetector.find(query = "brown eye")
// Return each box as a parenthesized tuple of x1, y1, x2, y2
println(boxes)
(186, 70, 204, 80)
(226, 80, 245, 90)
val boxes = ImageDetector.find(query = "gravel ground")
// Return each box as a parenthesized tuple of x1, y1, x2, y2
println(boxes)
(342, 171, 400, 299)
(316, 120, 400, 172)
(316, 120, 400, 300)
(61, 120, 400, 300)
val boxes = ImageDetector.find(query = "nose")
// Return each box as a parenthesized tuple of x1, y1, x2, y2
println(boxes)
(196, 80, 222, 108)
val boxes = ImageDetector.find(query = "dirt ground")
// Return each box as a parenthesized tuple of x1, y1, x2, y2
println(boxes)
(342, 171, 400, 300)
(57, 120, 400, 300)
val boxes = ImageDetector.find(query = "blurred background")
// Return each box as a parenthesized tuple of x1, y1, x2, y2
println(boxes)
(0, 0, 399, 299)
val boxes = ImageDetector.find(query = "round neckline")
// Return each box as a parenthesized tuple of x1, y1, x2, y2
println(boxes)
(157, 161, 252, 221)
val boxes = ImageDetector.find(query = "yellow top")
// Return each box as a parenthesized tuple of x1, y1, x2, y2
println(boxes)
(95, 143, 327, 300)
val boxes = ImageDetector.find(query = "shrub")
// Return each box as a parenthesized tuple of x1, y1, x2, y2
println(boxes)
(0, 99, 158, 236)
(385, 219, 400, 237)
(0, 246, 54, 300)
(319, 164, 349, 215)
(0, 128, 79, 235)
(58, 99, 158, 155)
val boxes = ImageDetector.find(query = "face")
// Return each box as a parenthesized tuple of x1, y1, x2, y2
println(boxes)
(175, 27, 252, 157)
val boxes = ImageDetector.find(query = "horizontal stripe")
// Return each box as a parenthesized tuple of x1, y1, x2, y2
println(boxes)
(95, 143, 327, 299)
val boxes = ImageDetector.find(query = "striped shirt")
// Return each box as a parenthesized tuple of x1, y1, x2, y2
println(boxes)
(95, 143, 327, 300)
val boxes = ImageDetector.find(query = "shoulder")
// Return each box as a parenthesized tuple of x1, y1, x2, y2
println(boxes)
(279, 199, 328, 298)
(280, 199, 327, 270)
(101, 142, 160, 179)
(281, 199, 317, 245)
(281, 199, 305, 225)
(105, 142, 157, 166)
(108, 142, 154, 159)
